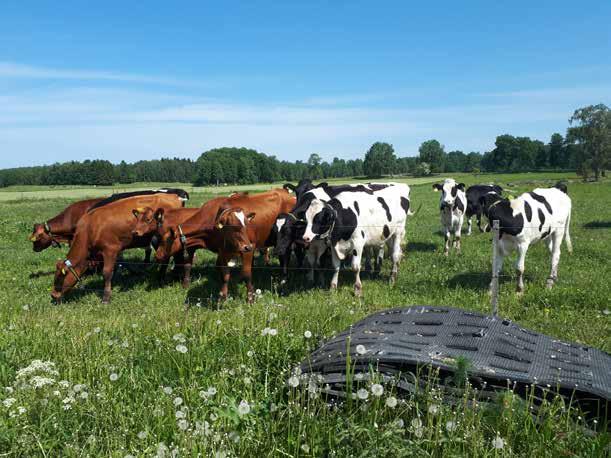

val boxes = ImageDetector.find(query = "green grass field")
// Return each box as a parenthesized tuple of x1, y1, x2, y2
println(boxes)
(0, 172, 609, 456)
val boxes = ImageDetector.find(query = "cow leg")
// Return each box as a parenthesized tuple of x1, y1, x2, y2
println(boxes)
(364, 247, 372, 275)
(547, 233, 562, 289)
(144, 247, 152, 264)
(443, 228, 451, 256)
(467, 215, 473, 236)
(375, 246, 384, 275)
(351, 245, 364, 297)
(477, 211, 485, 233)
(306, 248, 317, 284)
(515, 243, 528, 295)
(241, 250, 255, 303)
(102, 250, 119, 304)
(216, 253, 232, 302)
(330, 250, 341, 291)
(182, 249, 196, 289)
(454, 216, 463, 253)
(389, 234, 402, 284)
(263, 247, 271, 265)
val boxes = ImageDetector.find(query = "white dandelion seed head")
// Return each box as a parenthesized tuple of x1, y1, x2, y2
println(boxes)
(445, 420, 457, 432)
(301, 444, 310, 453)
(177, 419, 189, 431)
(261, 327, 270, 336)
(371, 383, 384, 397)
(356, 388, 369, 400)
(246, 350, 254, 357)
(288, 376, 300, 387)
(304, 330, 312, 339)
(394, 418, 405, 428)
(268, 328, 277, 336)
(94, 327, 101, 333)
(237, 400, 251, 416)
(175, 344, 188, 353)
(172, 333, 186, 342)
(137, 430, 148, 440)
(175, 410, 186, 419)
(269, 312, 277, 320)
(2, 398, 16, 408)
(385, 396, 398, 408)
(163, 386, 173, 395)
(173, 396, 183, 407)
(411, 418, 422, 429)
(255, 289, 262, 295)
(428, 404, 439, 415)
(109, 373, 119, 382)
(413, 426, 424, 438)
(492, 436, 505, 449)
(356, 344, 367, 355)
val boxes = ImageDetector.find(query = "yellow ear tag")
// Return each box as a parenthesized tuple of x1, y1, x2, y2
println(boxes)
(216, 223, 224, 229)
(30, 235, 37, 241)
(61, 268, 66, 275)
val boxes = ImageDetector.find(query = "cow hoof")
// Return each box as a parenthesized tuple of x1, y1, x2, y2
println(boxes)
(546, 280, 555, 289)
(330, 283, 338, 291)
(444, 251, 449, 257)
(102, 298, 111, 305)
(516, 289, 524, 297)
(182, 281, 191, 289)
(354, 286, 362, 297)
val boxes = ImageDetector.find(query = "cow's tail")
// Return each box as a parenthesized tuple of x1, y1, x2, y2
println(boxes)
(564, 210, 573, 254)
(408, 202, 423, 217)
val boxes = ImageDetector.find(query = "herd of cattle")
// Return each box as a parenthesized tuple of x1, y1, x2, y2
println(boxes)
(28, 179, 573, 304)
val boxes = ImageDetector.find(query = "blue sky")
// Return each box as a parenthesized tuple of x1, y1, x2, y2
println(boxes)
(1, 1, 610, 168)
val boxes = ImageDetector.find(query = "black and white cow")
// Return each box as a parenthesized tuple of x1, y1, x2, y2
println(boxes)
(433, 179, 467, 255)
(465, 184, 503, 235)
(479, 183, 572, 293)
(301, 183, 412, 296)
(283, 179, 328, 201)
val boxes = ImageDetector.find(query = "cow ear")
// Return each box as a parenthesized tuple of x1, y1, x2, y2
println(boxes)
(432, 183, 442, 192)
(283, 183, 296, 192)
(457, 183, 466, 191)
(154, 208, 165, 223)
(247, 212, 256, 222)
(132, 209, 140, 218)
(317, 182, 328, 188)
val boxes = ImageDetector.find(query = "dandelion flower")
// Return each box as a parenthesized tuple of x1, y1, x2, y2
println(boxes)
(2, 398, 16, 408)
(370, 383, 384, 397)
(261, 327, 270, 336)
(445, 420, 457, 432)
(492, 436, 505, 449)
(137, 431, 148, 440)
(269, 312, 277, 320)
(428, 404, 439, 415)
(175, 344, 188, 353)
(109, 373, 119, 382)
(288, 376, 300, 387)
(411, 418, 422, 429)
(413, 426, 424, 438)
(301, 444, 310, 453)
(177, 419, 189, 431)
(255, 288, 262, 295)
(356, 388, 369, 400)
(79, 391, 89, 400)
(356, 344, 367, 355)
(237, 400, 250, 415)
(304, 330, 312, 339)
(175, 410, 186, 419)
(173, 396, 183, 407)
(172, 333, 186, 342)
(163, 386, 173, 395)
(247, 350, 254, 357)
(385, 396, 398, 408)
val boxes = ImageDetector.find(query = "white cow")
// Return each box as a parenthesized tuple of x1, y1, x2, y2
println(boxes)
(433, 179, 467, 255)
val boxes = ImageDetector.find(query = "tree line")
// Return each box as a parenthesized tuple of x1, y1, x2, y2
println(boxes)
(0, 104, 608, 187)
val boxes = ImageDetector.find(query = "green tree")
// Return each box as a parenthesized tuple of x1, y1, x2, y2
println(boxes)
(567, 104, 610, 180)
(363, 142, 396, 177)
(307, 153, 323, 179)
(418, 140, 445, 172)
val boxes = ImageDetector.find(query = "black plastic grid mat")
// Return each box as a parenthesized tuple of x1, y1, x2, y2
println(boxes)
(300, 306, 610, 421)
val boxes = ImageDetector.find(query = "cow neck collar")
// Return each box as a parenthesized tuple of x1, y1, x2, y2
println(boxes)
(44, 222, 61, 248)
(177, 224, 189, 258)
(63, 259, 82, 284)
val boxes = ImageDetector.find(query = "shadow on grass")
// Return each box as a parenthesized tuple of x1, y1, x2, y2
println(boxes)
(583, 220, 611, 229)
(447, 271, 534, 291)
(407, 241, 437, 252)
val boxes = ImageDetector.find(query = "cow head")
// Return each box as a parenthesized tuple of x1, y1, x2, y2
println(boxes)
(284, 179, 328, 200)
(433, 179, 465, 210)
(132, 206, 163, 237)
(274, 213, 306, 257)
(214, 207, 255, 253)
(302, 199, 336, 244)
(51, 258, 86, 302)
(29, 223, 56, 251)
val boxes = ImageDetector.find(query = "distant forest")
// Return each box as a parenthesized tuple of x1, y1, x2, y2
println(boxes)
(1, 104, 608, 187)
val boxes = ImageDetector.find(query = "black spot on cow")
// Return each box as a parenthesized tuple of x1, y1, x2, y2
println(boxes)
(538, 208, 546, 232)
(354, 201, 360, 215)
(352, 249, 358, 256)
(383, 224, 390, 238)
(328, 200, 358, 244)
(367, 183, 390, 192)
(479, 194, 524, 237)
(325, 184, 374, 198)
(361, 230, 365, 238)
(529, 192, 553, 214)
(540, 228, 551, 240)
(400, 197, 410, 214)
(451, 186, 458, 197)
(453, 198, 464, 213)
(377, 197, 392, 221)
(524, 201, 532, 222)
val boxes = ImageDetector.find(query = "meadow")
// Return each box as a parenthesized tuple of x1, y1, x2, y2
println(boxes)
(0, 172, 609, 456)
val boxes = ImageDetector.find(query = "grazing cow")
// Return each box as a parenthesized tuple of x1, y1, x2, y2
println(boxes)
(433, 179, 467, 255)
(51, 191, 186, 303)
(131, 206, 201, 286)
(480, 183, 572, 293)
(283, 179, 328, 200)
(465, 184, 503, 235)
(29, 198, 104, 251)
(155, 189, 295, 302)
(301, 183, 412, 296)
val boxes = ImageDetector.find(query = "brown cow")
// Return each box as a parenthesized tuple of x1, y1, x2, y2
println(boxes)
(155, 189, 295, 302)
(29, 198, 103, 251)
(51, 192, 185, 303)
(131, 206, 202, 286)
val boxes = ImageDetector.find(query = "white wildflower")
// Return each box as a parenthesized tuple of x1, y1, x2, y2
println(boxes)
(30, 375, 56, 389)
(175, 410, 186, 419)
(268, 328, 277, 336)
(3, 398, 16, 408)
(356, 344, 367, 355)
(301, 444, 310, 453)
(428, 404, 439, 415)
(175, 344, 188, 353)
(177, 419, 189, 431)
(163, 386, 173, 395)
(172, 333, 186, 343)
(385, 396, 398, 408)
(255, 288, 262, 295)
(304, 330, 312, 339)
(94, 327, 101, 333)
(371, 383, 384, 397)
(445, 420, 457, 432)
(356, 388, 369, 400)
(173, 396, 183, 407)
(411, 418, 422, 429)
(237, 400, 250, 415)
(72, 384, 84, 393)
(79, 391, 89, 400)
(288, 376, 300, 387)
(109, 373, 119, 382)
(137, 431, 148, 440)
(247, 350, 254, 357)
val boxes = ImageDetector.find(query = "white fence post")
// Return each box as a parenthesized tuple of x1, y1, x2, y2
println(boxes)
(490, 219, 500, 316)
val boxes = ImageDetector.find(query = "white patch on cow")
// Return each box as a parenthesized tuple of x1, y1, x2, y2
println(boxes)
(275, 217, 286, 232)
(234, 211, 246, 227)
(303, 199, 326, 241)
